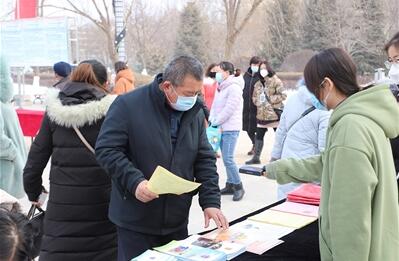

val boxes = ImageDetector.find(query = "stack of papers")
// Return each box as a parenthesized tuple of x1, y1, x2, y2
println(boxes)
(248, 209, 317, 229)
(132, 199, 321, 260)
(185, 235, 246, 260)
(203, 220, 293, 255)
(131, 250, 178, 260)
(154, 240, 227, 261)
(147, 166, 201, 195)
(287, 183, 321, 205)
(270, 201, 319, 218)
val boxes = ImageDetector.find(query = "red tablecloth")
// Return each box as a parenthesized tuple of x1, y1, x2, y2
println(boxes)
(16, 109, 45, 137)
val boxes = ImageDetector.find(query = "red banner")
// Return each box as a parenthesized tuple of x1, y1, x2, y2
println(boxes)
(15, 0, 38, 19)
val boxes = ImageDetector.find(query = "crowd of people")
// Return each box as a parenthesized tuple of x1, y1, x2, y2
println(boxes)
(0, 30, 398, 261)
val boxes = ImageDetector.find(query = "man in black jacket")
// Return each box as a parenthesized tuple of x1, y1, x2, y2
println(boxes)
(95, 56, 228, 260)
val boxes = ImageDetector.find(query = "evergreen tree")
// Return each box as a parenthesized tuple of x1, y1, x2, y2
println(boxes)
(302, 0, 335, 51)
(174, 2, 207, 65)
(263, 0, 301, 68)
(353, 0, 385, 73)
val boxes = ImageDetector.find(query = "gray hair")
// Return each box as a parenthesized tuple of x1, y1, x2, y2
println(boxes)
(163, 56, 204, 86)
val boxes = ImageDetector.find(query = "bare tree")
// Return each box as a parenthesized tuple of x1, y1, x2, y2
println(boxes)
(222, 0, 264, 59)
(126, 0, 178, 73)
(43, 0, 133, 64)
(38, 0, 46, 17)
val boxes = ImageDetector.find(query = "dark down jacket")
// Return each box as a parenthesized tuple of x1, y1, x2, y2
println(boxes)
(23, 82, 117, 261)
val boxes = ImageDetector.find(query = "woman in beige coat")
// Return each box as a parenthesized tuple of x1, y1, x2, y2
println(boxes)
(246, 60, 286, 164)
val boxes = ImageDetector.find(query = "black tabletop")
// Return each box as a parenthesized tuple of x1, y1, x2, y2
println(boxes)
(201, 200, 321, 261)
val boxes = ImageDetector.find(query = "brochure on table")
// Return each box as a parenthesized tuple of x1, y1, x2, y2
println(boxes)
(154, 240, 227, 261)
(132, 200, 319, 260)
(248, 209, 317, 229)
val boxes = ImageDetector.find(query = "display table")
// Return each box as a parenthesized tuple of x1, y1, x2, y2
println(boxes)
(201, 200, 321, 261)
(16, 109, 45, 139)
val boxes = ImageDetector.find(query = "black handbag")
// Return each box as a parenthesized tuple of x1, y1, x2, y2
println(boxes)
(27, 204, 45, 258)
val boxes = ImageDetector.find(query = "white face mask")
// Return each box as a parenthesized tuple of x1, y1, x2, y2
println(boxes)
(166, 86, 197, 111)
(251, 66, 259, 74)
(388, 63, 399, 84)
(260, 69, 268, 78)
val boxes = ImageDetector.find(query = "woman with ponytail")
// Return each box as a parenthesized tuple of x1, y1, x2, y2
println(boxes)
(23, 60, 117, 260)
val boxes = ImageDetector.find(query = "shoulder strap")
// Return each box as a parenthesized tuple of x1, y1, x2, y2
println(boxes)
(73, 126, 95, 154)
(287, 106, 316, 132)
(281, 106, 316, 147)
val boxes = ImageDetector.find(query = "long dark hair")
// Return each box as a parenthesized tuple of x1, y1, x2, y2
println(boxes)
(304, 48, 360, 100)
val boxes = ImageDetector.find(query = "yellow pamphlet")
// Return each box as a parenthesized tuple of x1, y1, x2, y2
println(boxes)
(147, 166, 201, 195)
(248, 209, 317, 229)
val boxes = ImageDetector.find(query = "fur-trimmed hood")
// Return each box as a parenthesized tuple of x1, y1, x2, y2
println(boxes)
(46, 88, 116, 128)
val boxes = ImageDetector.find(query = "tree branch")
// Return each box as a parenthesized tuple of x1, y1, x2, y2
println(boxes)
(124, 0, 135, 24)
(91, 0, 106, 25)
(43, 3, 107, 32)
(232, 0, 263, 40)
(101, 0, 111, 25)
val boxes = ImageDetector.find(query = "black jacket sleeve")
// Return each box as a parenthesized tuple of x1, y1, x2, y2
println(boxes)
(194, 114, 221, 210)
(23, 114, 52, 201)
(95, 97, 145, 196)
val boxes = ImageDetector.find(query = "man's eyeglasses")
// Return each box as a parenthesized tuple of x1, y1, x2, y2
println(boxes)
(384, 58, 399, 69)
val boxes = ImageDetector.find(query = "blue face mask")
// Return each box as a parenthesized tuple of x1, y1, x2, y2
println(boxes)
(215, 72, 224, 83)
(310, 93, 327, 111)
(251, 66, 259, 74)
(168, 86, 198, 111)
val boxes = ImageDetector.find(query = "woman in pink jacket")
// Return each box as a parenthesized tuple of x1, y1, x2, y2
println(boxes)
(209, 61, 244, 201)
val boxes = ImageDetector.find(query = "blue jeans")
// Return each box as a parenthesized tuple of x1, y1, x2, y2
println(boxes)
(220, 131, 241, 184)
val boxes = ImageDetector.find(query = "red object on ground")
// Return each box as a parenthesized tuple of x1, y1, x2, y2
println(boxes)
(16, 109, 44, 137)
(15, 0, 37, 19)
(287, 184, 321, 206)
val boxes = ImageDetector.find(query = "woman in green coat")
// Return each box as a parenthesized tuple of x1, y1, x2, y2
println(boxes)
(0, 56, 27, 198)
(264, 48, 399, 260)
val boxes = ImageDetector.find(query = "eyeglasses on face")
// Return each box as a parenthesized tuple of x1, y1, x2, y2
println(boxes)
(385, 57, 399, 69)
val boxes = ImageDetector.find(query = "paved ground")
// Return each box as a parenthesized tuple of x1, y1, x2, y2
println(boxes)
(188, 130, 278, 234)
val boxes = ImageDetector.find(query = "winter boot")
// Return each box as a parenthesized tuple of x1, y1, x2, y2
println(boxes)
(220, 182, 234, 195)
(245, 140, 264, 165)
(247, 144, 255, 155)
(232, 183, 245, 201)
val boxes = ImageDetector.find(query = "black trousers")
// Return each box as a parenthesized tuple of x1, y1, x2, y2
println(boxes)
(246, 130, 256, 145)
(117, 226, 188, 261)
(255, 127, 277, 141)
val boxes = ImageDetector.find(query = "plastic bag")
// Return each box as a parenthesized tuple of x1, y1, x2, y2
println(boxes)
(206, 126, 221, 152)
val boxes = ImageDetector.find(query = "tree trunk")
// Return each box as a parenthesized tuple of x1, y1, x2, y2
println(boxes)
(223, 0, 264, 60)
(105, 29, 118, 65)
(224, 36, 235, 59)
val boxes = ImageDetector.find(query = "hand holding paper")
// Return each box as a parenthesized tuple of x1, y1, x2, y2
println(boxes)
(135, 180, 159, 203)
(147, 166, 201, 195)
